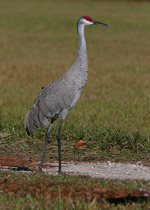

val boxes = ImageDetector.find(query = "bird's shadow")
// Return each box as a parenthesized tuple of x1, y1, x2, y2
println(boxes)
(11, 166, 37, 172)
(5, 166, 37, 172)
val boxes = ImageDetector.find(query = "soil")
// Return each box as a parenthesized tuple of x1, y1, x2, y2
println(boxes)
(1, 176, 150, 203)
(1, 176, 150, 204)
(1, 155, 150, 204)
(0, 155, 150, 180)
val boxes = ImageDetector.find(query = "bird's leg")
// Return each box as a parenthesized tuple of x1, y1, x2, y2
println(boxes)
(56, 119, 63, 174)
(39, 122, 53, 172)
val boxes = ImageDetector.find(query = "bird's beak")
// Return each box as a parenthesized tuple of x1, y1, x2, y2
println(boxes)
(92, 19, 110, 27)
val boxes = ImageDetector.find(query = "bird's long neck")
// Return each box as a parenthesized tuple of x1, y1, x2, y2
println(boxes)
(76, 24, 87, 65)
(66, 22, 88, 89)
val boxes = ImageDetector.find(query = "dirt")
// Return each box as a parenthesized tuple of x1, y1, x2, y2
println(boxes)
(0, 174, 150, 203)
(0, 155, 150, 180)
(1, 155, 150, 204)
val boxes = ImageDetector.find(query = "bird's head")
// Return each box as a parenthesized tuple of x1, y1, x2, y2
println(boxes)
(78, 16, 109, 27)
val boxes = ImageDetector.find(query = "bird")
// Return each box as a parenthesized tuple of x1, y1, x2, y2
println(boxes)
(25, 16, 109, 174)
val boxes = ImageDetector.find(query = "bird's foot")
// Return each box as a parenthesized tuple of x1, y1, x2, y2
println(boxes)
(39, 164, 44, 173)
(57, 169, 62, 174)
(39, 168, 43, 173)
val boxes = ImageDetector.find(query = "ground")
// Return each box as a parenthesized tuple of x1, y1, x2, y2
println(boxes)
(1, 155, 150, 208)
(1, 155, 150, 180)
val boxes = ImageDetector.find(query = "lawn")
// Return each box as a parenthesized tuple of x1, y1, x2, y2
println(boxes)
(1, 0, 150, 162)
(0, 170, 150, 209)
(0, 0, 150, 208)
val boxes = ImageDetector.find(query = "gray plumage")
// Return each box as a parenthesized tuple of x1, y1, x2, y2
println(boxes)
(25, 16, 109, 173)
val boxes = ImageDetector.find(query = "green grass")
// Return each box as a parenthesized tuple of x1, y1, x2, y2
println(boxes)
(0, 170, 150, 209)
(1, 1, 150, 208)
(1, 0, 150, 163)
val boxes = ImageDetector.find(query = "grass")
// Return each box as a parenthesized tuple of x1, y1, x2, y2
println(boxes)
(1, 0, 150, 162)
(0, 170, 150, 209)
(0, 0, 150, 208)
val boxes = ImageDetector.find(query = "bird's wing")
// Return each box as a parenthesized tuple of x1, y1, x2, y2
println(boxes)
(33, 76, 78, 119)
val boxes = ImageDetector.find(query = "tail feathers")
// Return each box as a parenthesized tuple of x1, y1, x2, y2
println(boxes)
(25, 109, 34, 137)
(25, 107, 49, 137)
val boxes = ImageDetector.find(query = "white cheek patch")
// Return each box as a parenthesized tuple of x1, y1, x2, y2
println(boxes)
(84, 19, 93, 25)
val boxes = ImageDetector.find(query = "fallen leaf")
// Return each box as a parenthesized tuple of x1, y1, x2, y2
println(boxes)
(75, 140, 86, 148)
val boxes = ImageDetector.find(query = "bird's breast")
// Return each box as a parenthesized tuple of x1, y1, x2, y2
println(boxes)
(69, 89, 82, 109)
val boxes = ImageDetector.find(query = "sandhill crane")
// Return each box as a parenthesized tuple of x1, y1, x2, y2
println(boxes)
(25, 16, 109, 173)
